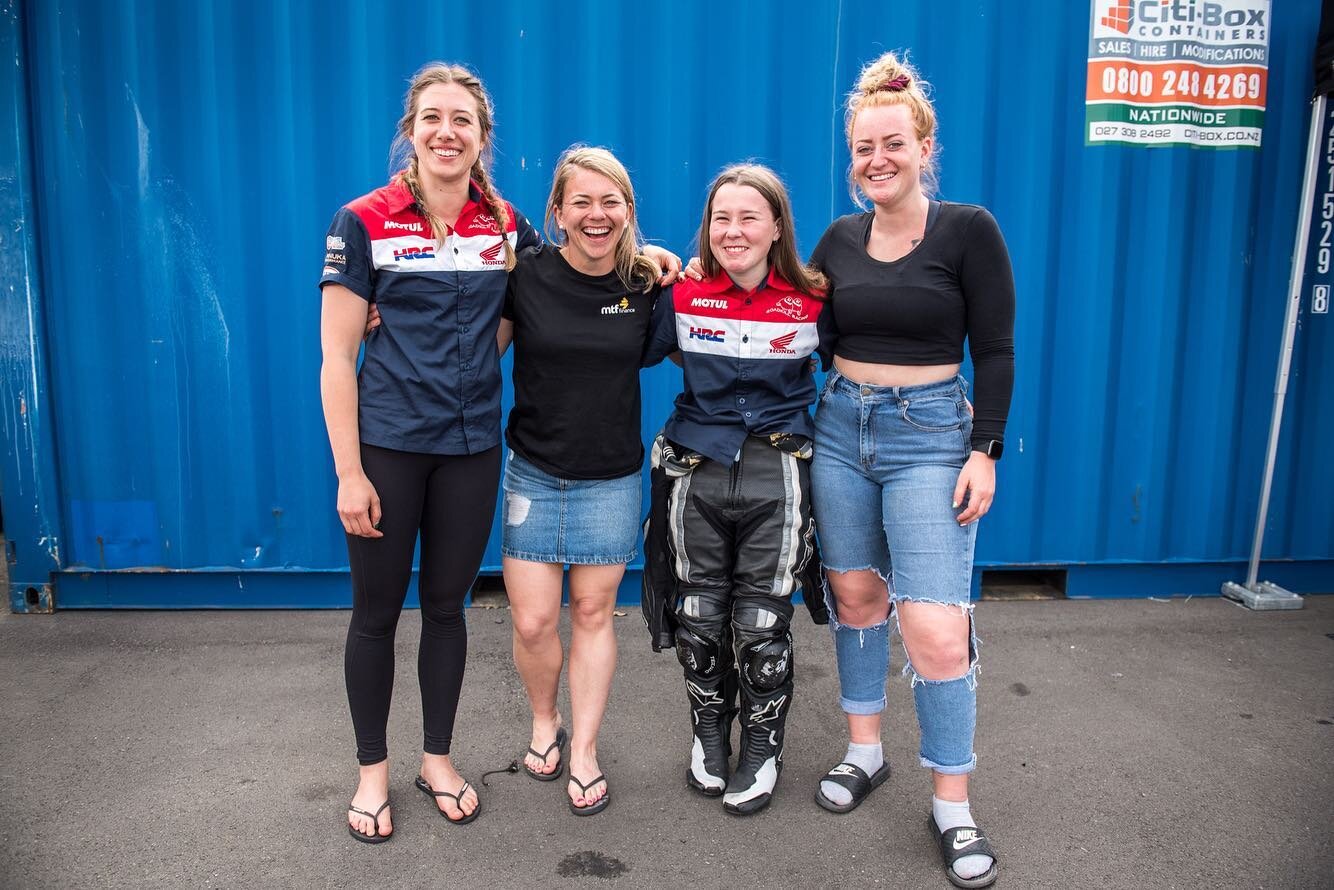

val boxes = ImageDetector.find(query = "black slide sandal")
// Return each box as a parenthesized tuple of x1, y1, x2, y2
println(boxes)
(814, 760, 891, 814)
(929, 814, 999, 889)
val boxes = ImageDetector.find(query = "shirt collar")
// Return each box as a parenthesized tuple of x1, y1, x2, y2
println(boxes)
(698, 265, 792, 295)
(387, 175, 486, 218)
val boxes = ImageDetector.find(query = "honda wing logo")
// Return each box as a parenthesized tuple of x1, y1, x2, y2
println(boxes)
(769, 331, 798, 355)
(479, 242, 506, 266)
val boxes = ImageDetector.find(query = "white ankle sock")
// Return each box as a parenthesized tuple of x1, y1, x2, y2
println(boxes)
(818, 742, 883, 806)
(932, 796, 993, 880)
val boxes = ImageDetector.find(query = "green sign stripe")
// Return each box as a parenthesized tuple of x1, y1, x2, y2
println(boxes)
(1085, 104, 1265, 129)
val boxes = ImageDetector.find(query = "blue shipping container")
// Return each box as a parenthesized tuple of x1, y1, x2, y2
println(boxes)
(2, 0, 1330, 609)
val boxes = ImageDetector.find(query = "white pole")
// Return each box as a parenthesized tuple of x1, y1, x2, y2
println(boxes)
(1225, 94, 1326, 610)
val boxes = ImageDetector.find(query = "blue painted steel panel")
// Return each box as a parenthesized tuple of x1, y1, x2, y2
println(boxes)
(3, 0, 1331, 607)
(1, 0, 61, 611)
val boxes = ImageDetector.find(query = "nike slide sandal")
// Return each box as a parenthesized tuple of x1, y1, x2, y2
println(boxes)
(929, 814, 999, 889)
(814, 760, 891, 814)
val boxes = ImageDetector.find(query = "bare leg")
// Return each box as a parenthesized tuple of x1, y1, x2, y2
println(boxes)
(504, 557, 566, 775)
(564, 563, 624, 807)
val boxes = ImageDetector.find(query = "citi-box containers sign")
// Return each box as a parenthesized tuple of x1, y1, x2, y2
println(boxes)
(1086, 0, 1270, 148)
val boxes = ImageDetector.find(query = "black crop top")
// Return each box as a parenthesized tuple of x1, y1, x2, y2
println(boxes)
(811, 202, 1015, 450)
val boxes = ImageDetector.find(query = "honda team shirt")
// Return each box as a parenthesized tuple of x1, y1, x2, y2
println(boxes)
(645, 269, 825, 465)
(320, 178, 540, 455)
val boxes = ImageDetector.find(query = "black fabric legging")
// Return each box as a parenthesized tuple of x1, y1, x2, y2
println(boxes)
(344, 443, 501, 765)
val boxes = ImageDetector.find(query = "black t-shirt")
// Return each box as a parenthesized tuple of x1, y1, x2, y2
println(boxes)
(503, 244, 663, 479)
(812, 202, 1015, 449)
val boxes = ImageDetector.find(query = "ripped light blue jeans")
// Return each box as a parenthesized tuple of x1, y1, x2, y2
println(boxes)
(811, 369, 979, 774)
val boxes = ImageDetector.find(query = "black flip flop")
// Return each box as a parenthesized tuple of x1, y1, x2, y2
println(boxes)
(525, 726, 568, 782)
(414, 775, 480, 825)
(567, 773, 610, 816)
(814, 760, 891, 814)
(347, 799, 392, 844)
(928, 814, 999, 889)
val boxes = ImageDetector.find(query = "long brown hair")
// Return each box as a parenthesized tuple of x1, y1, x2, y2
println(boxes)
(389, 62, 516, 271)
(696, 164, 826, 298)
(544, 146, 658, 292)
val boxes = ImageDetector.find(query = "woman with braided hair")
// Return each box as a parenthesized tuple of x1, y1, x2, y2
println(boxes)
(320, 62, 536, 842)
(810, 52, 1014, 889)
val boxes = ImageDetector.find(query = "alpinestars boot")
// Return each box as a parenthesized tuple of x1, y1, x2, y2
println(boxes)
(685, 672, 738, 796)
(722, 679, 792, 815)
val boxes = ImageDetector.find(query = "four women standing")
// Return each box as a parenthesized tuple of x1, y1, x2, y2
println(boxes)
(320, 49, 1012, 890)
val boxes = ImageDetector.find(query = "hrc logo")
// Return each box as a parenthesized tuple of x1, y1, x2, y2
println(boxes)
(689, 327, 724, 342)
(394, 246, 435, 261)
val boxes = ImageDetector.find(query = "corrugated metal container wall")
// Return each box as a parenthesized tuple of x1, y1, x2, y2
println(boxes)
(3, 0, 1330, 607)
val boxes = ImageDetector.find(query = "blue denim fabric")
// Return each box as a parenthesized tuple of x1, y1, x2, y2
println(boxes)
(811, 368, 980, 773)
(501, 450, 641, 565)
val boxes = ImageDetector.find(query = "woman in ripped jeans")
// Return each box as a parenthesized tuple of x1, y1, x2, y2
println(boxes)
(809, 52, 1015, 890)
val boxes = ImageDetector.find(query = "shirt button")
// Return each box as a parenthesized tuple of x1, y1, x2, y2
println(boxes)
(744, 412, 752, 417)
(745, 299, 752, 305)
(742, 335, 749, 343)
(461, 326, 469, 333)
(453, 248, 459, 254)
(462, 362, 471, 370)
(739, 398, 746, 404)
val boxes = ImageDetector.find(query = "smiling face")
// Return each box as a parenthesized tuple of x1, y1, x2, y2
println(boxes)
(707, 182, 780, 290)
(554, 166, 629, 276)
(850, 103, 931, 209)
(410, 82, 483, 190)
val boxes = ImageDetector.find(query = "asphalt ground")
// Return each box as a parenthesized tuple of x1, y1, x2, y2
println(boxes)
(1, 595, 1331, 889)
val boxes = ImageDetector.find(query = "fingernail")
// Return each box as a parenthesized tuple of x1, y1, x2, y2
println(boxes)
(951, 500, 960, 509)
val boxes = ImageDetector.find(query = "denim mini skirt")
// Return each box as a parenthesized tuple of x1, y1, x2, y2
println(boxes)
(501, 450, 641, 565)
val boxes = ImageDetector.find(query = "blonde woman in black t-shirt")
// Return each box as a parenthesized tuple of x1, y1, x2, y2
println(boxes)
(809, 53, 1013, 889)
(495, 147, 667, 816)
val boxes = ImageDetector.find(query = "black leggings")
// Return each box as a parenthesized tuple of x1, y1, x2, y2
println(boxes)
(344, 443, 501, 765)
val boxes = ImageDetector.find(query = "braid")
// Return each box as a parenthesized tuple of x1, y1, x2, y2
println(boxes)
(470, 161, 517, 272)
(399, 159, 448, 245)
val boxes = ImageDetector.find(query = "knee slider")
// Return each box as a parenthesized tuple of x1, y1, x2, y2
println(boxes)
(675, 625, 726, 678)
(739, 631, 792, 692)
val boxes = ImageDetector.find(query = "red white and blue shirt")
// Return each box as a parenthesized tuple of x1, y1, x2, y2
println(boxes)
(645, 269, 825, 465)
(320, 177, 539, 455)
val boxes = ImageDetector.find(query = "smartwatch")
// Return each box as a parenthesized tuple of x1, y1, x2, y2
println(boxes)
(978, 440, 1003, 460)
